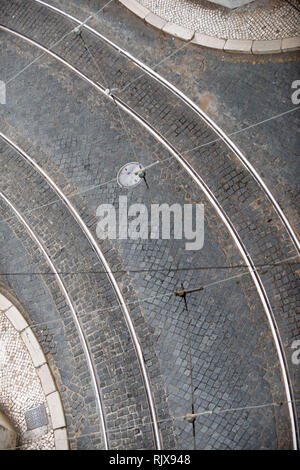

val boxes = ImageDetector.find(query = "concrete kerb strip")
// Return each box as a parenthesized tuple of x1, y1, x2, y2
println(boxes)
(0, 293, 69, 450)
(118, 0, 300, 54)
(162, 22, 194, 42)
(252, 39, 282, 55)
(281, 37, 300, 52)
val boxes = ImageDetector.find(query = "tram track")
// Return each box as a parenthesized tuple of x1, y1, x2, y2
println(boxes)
(0, 3, 299, 448)
(33, 0, 299, 255)
(0, 131, 162, 450)
(0, 188, 109, 449)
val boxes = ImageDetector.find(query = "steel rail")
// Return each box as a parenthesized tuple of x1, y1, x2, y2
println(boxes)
(0, 189, 109, 449)
(0, 25, 298, 448)
(34, 0, 300, 256)
(0, 135, 162, 448)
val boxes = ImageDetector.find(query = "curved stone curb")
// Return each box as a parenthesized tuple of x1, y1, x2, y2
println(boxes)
(0, 293, 69, 450)
(119, 0, 300, 54)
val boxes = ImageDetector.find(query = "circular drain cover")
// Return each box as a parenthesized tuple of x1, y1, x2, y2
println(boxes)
(117, 162, 143, 188)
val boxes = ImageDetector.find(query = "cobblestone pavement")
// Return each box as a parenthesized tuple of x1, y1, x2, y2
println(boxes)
(136, 0, 300, 40)
(0, 0, 299, 449)
(0, 132, 171, 450)
(0, 98, 290, 449)
(0, 300, 55, 449)
(43, 0, 300, 232)
(0, 213, 104, 449)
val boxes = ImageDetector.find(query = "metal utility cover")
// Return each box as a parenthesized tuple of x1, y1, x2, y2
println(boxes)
(25, 405, 48, 431)
(117, 162, 143, 188)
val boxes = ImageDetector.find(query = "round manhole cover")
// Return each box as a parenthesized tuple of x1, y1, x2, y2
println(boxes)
(117, 162, 143, 188)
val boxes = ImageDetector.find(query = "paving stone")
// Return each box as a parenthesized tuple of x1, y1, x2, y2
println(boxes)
(0, 0, 298, 450)
(162, 22, 194, 42)
(47, 392, 66, 430)
(5, 305, 28, 332)
(281, 36, 300, 52)
(0, 310, 56, 449)
(145, 12, 167, 31)
(21, 328, 47, 368)
(224, 39, 253, 54)
(252, 39, 282, 55)
(37, 364, 57, 396)
(136, 0, 300, 41)
(192, 33, 225, 50)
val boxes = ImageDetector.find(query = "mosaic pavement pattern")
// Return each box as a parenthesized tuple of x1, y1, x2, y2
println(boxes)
(138, 0, 300, 40)
(0, 312, 55, 449)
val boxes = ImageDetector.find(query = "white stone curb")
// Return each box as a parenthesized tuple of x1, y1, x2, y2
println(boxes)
(118, 0, 300, 54)
(21, 328, 47, 368)
(224, 38, 253, 54)
(0, 294, 69, 450)
(37, 363, 57, 396)
(252, 39, 282, 54)
(192, 32, 225, 50)
(54, 428, 69, 450)
(281, 36, 300, 52)
(46, 392, 66, 430)
(0, 293, 13, 311)
(163, 22, 194, 42)
(145, 12, 166, 31)
(5, 305, 28, 332)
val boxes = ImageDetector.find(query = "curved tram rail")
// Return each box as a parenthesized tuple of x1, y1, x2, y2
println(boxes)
(0, 131, 162, 450)
(0, 21, 298, 448)
(34, 0, 300, 256)
(0, 189, 109, 449)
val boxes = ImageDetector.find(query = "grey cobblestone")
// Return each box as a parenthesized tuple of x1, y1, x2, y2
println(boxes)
(0, 123, 174, 449)
(0, 219, 102, 449)
(0, 0, 298, 449)
(0, 82, 289, 450)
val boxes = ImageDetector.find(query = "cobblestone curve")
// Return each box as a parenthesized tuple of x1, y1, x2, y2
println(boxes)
(0, 127, 293, 449)
(0, 137, 176, 449)
(0, 67, 295, 449)
(1, 0, 298, 448)
(0, 213, 104, 449)
(39, 0, 300, 237)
